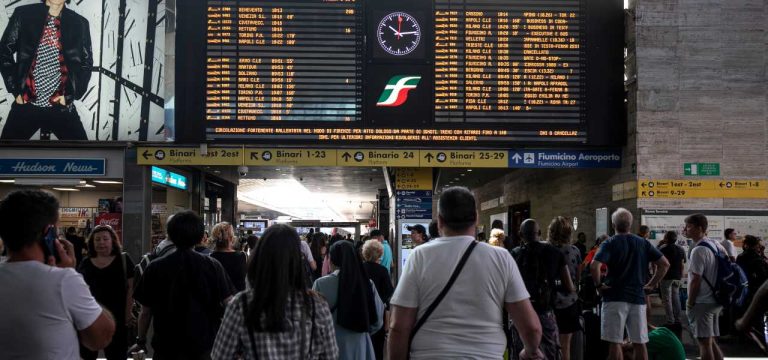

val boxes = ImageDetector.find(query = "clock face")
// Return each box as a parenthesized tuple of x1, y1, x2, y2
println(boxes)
(377, 12, 421, 56)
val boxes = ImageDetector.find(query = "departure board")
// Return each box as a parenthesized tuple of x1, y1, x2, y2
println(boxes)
(434, 1, 582, 125)
(177, 0, 623, 146)
(206, 0, 363, 122)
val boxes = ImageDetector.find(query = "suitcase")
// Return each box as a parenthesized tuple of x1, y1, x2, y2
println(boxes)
(583, 308, 608, 360)
(570, 315, 585, 360)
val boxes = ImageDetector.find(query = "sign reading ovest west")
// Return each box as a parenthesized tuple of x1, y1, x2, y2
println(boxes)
(638, 179, 767, 199)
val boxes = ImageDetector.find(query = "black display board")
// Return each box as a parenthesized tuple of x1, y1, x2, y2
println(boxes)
(176, 0, 624, 147)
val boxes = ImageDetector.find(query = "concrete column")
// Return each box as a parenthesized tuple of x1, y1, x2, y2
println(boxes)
(220, 181, 236, 224)
(122, 148, 152, 260)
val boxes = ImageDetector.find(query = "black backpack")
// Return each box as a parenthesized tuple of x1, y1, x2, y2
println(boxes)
(513, 243, 555, 312)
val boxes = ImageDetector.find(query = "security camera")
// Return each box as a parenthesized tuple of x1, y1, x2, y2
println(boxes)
(238, 166, 249, 177)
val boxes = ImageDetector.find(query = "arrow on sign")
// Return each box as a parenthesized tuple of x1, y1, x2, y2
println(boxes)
(511, 153, 522, 164)
(142, 150, 151, 160)
(719, 182, 724, 188)
(250, 152, 260, 160)
(342, 152, 352, 162)
(424, 153, 434, 163)
(641, 182, 647, 188)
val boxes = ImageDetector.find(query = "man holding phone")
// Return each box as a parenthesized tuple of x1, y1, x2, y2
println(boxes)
(0, 190, 115, 358)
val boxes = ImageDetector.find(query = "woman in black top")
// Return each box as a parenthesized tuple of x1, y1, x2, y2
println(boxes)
(737, 236, 768, 304)
(310, 232, 327, 281)
(658, 231, 685, 326)
(210, 222, 247, 291)
(78, 225, 135, 360)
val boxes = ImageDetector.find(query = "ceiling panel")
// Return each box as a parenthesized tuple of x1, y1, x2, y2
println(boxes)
(238, 166, 387, 221)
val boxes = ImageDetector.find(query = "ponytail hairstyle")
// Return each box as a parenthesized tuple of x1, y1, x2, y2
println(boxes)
(211, 222, 234, 250)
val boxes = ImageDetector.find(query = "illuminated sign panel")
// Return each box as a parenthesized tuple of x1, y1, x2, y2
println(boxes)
(152, 166, 188, 190)
(177, 0, 623, 147)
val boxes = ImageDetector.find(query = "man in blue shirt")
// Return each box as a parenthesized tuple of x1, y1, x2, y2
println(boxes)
(370, 229, 392, 274)
(591, 208, 670, 360)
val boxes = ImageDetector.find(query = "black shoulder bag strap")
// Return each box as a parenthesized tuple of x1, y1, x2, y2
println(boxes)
(408, 241, 478, 344)
(241, 295, 258, 359)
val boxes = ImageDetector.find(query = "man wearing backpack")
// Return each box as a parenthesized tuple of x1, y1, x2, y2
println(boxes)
(590, 208, 670, 360)
(510, 219, 575, 360)
(685, 213, 731, 360)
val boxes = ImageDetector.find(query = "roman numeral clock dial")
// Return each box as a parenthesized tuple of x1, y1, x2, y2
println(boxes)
(377, 12, 421, 56)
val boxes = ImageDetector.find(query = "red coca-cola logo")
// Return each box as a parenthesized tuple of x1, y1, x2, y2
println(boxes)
(98, 218, 120, 226)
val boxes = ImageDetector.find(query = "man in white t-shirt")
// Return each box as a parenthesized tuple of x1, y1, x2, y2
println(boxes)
(0, 190, 115, 358)
(388, 187, 543, 360)
(685, 213, 725, 360)
(722, 228, 738, 262)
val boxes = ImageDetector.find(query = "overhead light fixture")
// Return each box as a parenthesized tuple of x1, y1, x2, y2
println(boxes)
(93, 180, 122, 184)
(76, 183, 96, 188)
(460, 174, 465, 176)
(0, 179, 14, 183)
(467, 169, 473, 172)
(52, 187, 79, 192)
(15, 178, 82, 186)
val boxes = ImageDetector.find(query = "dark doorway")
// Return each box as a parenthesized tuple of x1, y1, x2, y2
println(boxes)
(507, 201, 531, 249)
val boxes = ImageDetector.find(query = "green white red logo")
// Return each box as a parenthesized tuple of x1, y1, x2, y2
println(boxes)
(376, 75, 421, 107)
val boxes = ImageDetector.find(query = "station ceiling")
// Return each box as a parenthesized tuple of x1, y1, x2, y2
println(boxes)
(237, 166, 386, 222)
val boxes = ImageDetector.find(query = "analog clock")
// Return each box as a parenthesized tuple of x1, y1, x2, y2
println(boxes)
(376, 12, 421, 56)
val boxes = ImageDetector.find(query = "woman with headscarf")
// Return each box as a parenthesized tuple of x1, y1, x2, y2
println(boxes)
(313, 241, 384, 360)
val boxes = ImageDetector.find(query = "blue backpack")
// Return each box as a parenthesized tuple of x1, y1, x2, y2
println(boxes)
(696, 241, 749, 307)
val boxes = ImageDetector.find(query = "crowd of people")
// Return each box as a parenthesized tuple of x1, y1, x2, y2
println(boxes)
(0, 188, 767, 359)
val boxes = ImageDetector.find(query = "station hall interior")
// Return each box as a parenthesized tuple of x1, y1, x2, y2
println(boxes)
(0, 0, 767, 357)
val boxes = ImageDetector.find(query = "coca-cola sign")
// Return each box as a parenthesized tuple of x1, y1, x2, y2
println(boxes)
(97, 217, 120, 226)
(95, 213, 123, 244)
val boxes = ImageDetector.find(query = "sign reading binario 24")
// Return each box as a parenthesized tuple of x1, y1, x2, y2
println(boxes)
(508, 150, 622, 169)
(0, 159, 106, 176)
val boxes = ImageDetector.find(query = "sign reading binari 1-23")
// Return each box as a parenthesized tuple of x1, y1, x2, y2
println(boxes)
(175, 0, 624, 147)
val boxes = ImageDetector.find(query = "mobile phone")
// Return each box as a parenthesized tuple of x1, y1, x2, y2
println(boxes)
(43, 226, 60, 262)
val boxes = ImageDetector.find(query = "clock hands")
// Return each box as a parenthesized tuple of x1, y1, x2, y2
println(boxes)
(398, 15, 402, 39)
(388, 25, 418, 37)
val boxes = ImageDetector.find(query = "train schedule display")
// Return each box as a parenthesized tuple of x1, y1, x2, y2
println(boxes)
(176, 0, 623, 147)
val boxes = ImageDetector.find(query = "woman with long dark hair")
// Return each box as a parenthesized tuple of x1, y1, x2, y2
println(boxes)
(309, 232, 327, 281)
(78, 225, 135, 360)
(313, 241, 384, 360)
(211, 224, 338, 359)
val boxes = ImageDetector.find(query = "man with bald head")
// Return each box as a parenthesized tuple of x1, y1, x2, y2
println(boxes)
(591, 208, 670, 360)
(388, 187, 544, 360)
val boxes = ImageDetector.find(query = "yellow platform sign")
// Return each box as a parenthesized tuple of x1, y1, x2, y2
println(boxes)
(244, 148, 337, 167)
(420, 150, 507, 168)
(137, 147, 243, 165)
(137, 147, 516, 168)
(638, 179, 768, 199)
(337, 149, 420, 167)
(396, 168, 433, 190)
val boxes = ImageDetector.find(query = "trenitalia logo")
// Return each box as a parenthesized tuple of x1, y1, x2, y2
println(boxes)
(376, 75, 421, 107)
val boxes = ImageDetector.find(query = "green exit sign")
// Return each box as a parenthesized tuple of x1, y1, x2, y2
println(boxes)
(684, 163, 720, 176)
